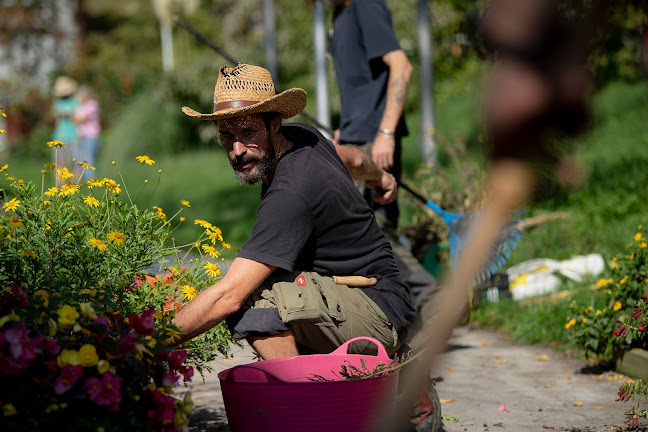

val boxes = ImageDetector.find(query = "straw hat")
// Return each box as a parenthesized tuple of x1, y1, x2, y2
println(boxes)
(182, 64, 307, 121)
(52, 76, 78, 98)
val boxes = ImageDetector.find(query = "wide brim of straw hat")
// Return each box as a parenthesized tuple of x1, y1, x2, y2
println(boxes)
(182, 87, 307, 121)
(52, 76, 78, 98)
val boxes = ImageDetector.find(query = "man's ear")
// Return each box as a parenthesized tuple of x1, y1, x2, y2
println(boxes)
(269, 115, 282, 135)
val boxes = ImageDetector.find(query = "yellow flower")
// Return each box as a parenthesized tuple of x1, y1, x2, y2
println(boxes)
(584, 306, 593, 312)
(596, 278, 608, 288)
(56, 167, 74, 180)
(0, 108, 6, 117)
(41, 200, 52, 206)
(582, 318, 588, 324)
(164, 327, 181, 345)
(8, 216, 23, 229)
(194, 219, 213, 229)
(97, 359, 110, 374)
(47, 140, 66, 148)
(59, 183, 80, 196)
(107, 231, 125, 246)
(181, 200, 191, 207)
(16, 179, 24, 186)
(80, 302, 97, 319)
(3, 403, 17, 416)
(136, 155, 155, 165)
(640, 242, 647, 249)
(222, 242, 231, 250)
(57, 349, 80, 367)
(207, 227, 223, 244)
(565, 318, 577, 329)
(152, 206, 167, 221)
(619, 277, 627, 285)
(635, 232, 643, 242)
(179, 216, 186, 222)
(182, 285, 197, 301)
(45, 186, 59, 196)
(193, 242, 201, 249)
(88, 238, 108, 251)
(57, 305, 79, 325)
(34, 290, 49, 307)
(613, 301, 623, 311)
(76, 161, 96, 170)
(44, 163, 56, 169)
(203, 262, 221, 278)
(84, 196, 100, 207)
(102, 178, 121, 193)
(2, 198, 20, 212)
(5, 176, 14, 181)
(0, 164, 7, 172)
(202, 244, 220, 258)
(78, 344, 99, 367)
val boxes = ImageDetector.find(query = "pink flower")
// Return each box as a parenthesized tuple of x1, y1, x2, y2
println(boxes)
(44, 338, 61, 355)
(179, 365, 194, 381)
(1, 285, 28, 309)
(4, 323, 42, 361)
(148, 389, 176, 421)
(54, 364, 84, 395)
(129, 308, 155, 336)
(168, 349, 187, 370)
(162, 370, 180, 387)
(116, 331, 136, 356)
(86, 371, 122, 412)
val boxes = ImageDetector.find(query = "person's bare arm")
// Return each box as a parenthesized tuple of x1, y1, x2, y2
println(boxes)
(334, 143, 397, 205)
(373, 49, 412, 170)
(172, 257, 275, 344)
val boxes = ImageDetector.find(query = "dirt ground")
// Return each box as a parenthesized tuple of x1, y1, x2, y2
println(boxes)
(176, 326, 643, 432)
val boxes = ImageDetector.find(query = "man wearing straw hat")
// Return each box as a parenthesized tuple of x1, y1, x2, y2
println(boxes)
(174, 63, 416, 361)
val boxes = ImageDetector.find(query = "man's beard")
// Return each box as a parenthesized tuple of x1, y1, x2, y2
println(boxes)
(230, 146, 275, 185)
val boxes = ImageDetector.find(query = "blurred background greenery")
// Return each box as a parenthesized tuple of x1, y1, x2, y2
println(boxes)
(1, 0, 647, 267)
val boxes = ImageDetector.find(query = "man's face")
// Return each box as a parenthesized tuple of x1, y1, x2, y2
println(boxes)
(217, 114, 275, 186)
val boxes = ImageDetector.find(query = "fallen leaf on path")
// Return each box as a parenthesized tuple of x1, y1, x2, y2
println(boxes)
(481, 342, 489, 347)
(537, 354, 549, 361)
(445, 367, 455, 372)
(493, 357, 508, 364)
(544, 384, 551, 389)
(494, 423, 504, 427)
(594, 406, 604, 410)
(498, 404, 511, 413)
(440, 398, 456, 404)
(573, 401, 582, 406)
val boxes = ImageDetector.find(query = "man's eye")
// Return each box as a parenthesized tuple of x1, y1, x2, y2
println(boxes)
(244, 131, 256, 137)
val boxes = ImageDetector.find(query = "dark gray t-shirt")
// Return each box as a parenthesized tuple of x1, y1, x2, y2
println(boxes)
(237, 123, 415, 333)
(331, 0, 408, 143)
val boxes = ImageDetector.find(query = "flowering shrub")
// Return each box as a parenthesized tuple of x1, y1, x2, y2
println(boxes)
(0, 127, 235, 430)
(565, 227, 648, 363)
(615, 290, 648, 429)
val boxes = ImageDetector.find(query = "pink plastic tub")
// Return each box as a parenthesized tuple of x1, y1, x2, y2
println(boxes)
(218, 337, 399, 432)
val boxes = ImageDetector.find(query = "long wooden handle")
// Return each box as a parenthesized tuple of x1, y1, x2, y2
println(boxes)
(332, 276, 377, 287)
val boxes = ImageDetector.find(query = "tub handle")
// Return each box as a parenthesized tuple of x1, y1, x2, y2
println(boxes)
(225, 363, 286, 383)
(331, 337, 390, 362)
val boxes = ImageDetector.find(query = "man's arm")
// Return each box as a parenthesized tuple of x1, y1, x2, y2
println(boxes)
(172, 257, 276, 344)
(373, 49, 412, 170)
(334, 143, 397, 205)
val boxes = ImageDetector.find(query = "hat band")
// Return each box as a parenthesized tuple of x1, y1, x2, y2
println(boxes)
(214, 100, 259, 112)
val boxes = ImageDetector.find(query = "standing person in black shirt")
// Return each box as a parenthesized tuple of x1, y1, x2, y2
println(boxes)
(328, 0, 442, 340)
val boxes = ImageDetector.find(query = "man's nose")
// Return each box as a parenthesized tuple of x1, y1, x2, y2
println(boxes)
(232, 140, 247, 156)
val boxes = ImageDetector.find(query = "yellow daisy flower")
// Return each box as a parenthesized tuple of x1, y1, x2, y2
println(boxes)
(56, 167, 74, 180)
(76, 162, 96, 170)
(59, 183, 80, 196)
(44, 187, 59, 197)
(5, 176, 15, 181)
(202, 244, 220, 258)
(2, 198, 20, 211)
(181, 200, 191, 207)
(194, 219, 213, 229)
(634, 232, 643, 242)
(107, 231, 126, 246)
(222, 242, 231, 250)
(203, 262, 221, 278)
(164, 327, 181, 345)
(182, 285, 197, 301)
(613, 301, 623, 311)
(136, 155, 155, 165)
(84, 196, 100, 208)
(21, 250, 37, 258)
(8, 217, 23, 229)
(0, 164, 7, 172)
(47, 140, 66, 148)
(565, 318, 577, 329)
(44, 163, 56, 170)
(207, 227, 223, 244)
(88, 238, 108, 251)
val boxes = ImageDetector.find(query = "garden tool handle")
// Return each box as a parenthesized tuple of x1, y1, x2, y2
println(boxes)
(333, 275, 377, 287)
(399, 181, 446, 217)
(331, 337, 391, 362)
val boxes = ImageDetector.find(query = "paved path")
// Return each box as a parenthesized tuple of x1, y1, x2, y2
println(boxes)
(176, 326, 637, 431)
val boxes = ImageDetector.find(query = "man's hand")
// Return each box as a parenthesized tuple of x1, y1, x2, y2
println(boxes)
(365, 170, 397, 204)
(332, 128, 341, 145)
(371, 132, 396, 171)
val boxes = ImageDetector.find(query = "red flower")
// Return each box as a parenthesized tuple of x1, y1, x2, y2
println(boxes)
(129, 308, 155, 336)
(168, 349, 187, 371)
(148, 389, 176, 421)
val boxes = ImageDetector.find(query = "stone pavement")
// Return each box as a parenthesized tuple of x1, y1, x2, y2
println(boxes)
(176, 326, 637, 432)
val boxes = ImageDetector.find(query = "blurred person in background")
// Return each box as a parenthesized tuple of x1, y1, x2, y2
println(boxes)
(50, 76, 79, 173)
(73, 85, 101, 181)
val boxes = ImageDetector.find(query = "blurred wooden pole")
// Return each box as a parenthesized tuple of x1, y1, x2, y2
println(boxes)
(263, 0, 278, 86)
(313, 0, 332, 138)
(417, 0, 436, 167)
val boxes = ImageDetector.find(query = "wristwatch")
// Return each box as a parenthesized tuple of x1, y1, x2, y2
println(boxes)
(379, 129, 394, 137)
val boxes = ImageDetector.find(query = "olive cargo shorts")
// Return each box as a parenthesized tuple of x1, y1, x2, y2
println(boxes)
(238, 270, 400, 356)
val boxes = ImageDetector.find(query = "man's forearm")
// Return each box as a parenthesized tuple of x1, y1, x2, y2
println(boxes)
(379, 49, 412, 133)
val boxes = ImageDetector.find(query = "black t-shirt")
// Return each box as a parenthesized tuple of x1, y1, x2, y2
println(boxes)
(238, 123, 415, 333)
(331, 0, 408, 143)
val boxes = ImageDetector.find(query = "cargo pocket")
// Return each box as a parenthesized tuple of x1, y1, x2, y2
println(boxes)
(318, 278, 346, 323)
(273, 275, 322, 324)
